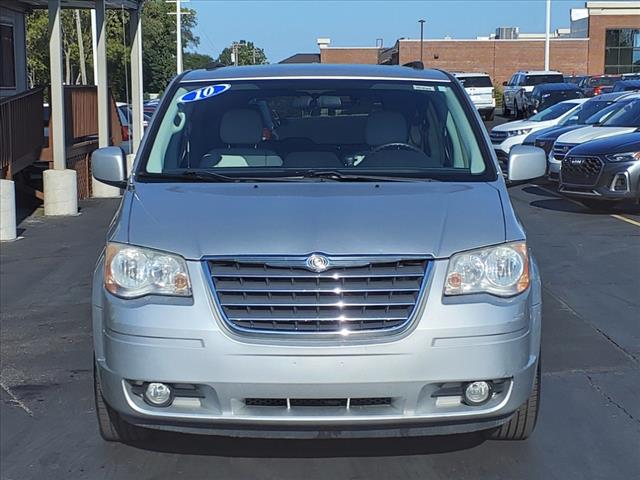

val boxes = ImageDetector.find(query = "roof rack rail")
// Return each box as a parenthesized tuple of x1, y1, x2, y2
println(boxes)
(402, 61, 424, 70)
(206, 62, 227, 70)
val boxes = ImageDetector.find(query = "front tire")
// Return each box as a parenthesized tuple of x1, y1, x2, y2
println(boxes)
(487, 358, 540, 441)
(502, 97, 510, 117)
(94, 361, 148, 443)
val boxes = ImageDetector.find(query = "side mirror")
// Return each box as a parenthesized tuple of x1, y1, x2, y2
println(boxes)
(502, 81, 508, 86)
(92, 146, 127, 188)
(508, 145, 547, 182)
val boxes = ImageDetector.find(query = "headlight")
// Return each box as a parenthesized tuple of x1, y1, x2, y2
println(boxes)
(606, 151, 640, 163)
(507, 128, 532, 137)
(104, 243, 191, 298)
(444, 241, 530, 297)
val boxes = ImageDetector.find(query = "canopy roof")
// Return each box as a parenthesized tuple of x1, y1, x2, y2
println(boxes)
(3, 0, 142, 11)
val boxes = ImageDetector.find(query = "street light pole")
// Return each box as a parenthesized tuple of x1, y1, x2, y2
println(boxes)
(167, 0, 191, 74)
(176, 0, 182, 73)
(544, 0, 551, 70)
(419, 19, 425, 63)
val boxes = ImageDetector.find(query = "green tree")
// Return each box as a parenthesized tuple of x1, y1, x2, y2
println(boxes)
(184, 52, 214, 70)
(25, 0, 205, 99)
(25, 10, 49, 88)
(140, 0, 199, 94)
(217, 41, 268, 66)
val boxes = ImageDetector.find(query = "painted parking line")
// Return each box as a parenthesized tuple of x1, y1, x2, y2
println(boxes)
(610, 214, 640, 228)
(531, 184, 640, 229)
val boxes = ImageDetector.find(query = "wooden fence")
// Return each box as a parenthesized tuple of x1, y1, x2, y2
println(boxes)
(0, 88, 45, 178)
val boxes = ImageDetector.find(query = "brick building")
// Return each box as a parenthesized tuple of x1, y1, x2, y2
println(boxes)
(311, 1, 639, 86)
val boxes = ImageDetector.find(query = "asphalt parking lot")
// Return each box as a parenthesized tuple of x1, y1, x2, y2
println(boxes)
(1, 113, 639, 480)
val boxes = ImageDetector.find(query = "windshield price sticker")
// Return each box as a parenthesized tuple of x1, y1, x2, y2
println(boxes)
(179, 84, 231, 103)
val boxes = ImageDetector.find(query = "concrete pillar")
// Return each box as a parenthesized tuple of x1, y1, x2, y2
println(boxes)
(130, 6, 144, 155)
(44, 0, 78, 216)
(43, 170, 78, 216)
(0, 180, 17, 241)
(92, 0, 120, 198)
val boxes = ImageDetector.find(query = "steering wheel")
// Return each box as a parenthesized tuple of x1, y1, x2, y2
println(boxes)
(371, 142, 423, 154)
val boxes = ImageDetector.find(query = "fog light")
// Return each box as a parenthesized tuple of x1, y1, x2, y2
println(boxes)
(463, 381, 492, 406)
(144, 382, 173, 407)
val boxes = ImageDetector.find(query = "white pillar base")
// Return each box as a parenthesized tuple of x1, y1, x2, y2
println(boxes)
(92, 177, 122, 198)
(43, 169, 78, 216)
(0, 179, 17, 241)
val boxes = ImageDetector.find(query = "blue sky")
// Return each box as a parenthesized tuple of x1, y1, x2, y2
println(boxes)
(188, 0, 587, 62)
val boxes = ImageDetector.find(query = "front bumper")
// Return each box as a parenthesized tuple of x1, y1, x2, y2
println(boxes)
(93, 258, 542, 438)
(548, 152, 561, 181)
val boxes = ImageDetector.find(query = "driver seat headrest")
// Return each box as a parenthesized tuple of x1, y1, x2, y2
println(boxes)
(365, 111, 408, 146)
(220, 109, 263, 145)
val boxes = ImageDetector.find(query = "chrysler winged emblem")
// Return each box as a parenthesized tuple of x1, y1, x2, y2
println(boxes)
(305, 254, 330, 272)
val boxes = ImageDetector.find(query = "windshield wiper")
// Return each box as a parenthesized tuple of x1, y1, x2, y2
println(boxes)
(138, 170, 294, 183)
(291, 170, 435, 182)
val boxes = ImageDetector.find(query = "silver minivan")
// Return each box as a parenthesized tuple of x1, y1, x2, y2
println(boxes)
(91, 64, 546, 443)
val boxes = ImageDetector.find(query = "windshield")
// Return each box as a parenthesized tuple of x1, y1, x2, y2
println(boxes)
(524, 74, 563, 86)
(140, 79, 493, 182)
(600, 99, 640, 127)
(560, 99, 617, 126)
(458, 76, 492, 88)
(529, 101, 577, 121)
(588, 76, 619, 87)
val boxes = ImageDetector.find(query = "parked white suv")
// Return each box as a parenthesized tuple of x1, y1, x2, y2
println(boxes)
(491, 98, 586, 168)
(454, 72, 496, 121)
(502, 71, 564, 119)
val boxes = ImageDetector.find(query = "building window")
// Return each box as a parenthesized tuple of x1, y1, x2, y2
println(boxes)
(604, 28, 640, 74)
(1, 23, 16, 89)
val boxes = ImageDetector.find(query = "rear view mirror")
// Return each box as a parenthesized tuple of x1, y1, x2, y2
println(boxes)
(92, 147, 127, 188)
(508, 145, 547, 182)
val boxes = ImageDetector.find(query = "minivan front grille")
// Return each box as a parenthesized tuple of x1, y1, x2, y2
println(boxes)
(206, 256, 429, 336)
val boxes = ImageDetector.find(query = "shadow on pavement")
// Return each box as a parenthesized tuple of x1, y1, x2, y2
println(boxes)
(529, 199, 587, 214)
(522, 186, 558, 198)
(127, 431, 487, 457)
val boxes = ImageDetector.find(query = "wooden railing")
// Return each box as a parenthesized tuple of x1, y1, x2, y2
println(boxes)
(58, 86, 123, 145)
(0, 88, 45, 178)
(41, 86, 123, 163)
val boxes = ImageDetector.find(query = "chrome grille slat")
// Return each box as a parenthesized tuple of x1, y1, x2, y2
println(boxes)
(206, 257, 429, 335)
(210, 264, 426, 278)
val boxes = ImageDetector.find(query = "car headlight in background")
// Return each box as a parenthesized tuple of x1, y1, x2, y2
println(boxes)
(606, 151, 640, 162)
(506, 128, 532, 137)
(104, 243, 191, 298)
(444, 241, 530, 297)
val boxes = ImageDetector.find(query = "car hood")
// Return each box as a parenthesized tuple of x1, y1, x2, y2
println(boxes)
(126, 181, 507, 260)
(569, 132, 640, 156)
(493, 119, 554, 133)
(536, 125, 584, 141)
(523, 125, 582, 143)
(556, 125, 638, 144)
